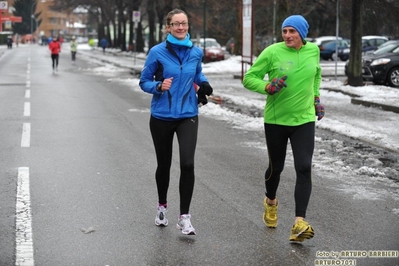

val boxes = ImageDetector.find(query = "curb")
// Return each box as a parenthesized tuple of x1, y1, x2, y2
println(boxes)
(351, 98, 399, 114)
(322, 87, 399, 114)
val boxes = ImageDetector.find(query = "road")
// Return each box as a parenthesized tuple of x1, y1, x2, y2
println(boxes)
(0, 45, 398, 266)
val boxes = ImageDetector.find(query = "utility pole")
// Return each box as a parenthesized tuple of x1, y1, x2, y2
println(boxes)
(272, 0, 276, 43)
(334, 0, 341, 80)
(31, 0, 37, 42)
(203, 0, 206, 61)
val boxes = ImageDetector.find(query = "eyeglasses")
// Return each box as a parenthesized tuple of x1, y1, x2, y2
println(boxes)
(169, 22, 189, 28)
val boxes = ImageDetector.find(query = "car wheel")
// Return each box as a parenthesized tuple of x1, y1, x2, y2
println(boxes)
(387, 67, 399, 88)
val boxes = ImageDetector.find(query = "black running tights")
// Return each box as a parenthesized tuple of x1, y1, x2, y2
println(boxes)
(264, 122, 315, 218)
(51, 54, 59, 69)
(150, 115, 198, 215)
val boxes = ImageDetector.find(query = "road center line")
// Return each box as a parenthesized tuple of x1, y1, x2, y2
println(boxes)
(24, 102, 31, 117)
(25, 89, 31, 99)
(21, 123, 31, 148)
(15, 167, 35, 266)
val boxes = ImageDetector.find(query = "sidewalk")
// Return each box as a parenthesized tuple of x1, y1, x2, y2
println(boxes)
(78, 45, 145, 75)
(75, 45, 399, 114)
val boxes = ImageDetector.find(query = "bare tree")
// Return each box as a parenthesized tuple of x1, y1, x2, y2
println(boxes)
(48, 0, 399, 55)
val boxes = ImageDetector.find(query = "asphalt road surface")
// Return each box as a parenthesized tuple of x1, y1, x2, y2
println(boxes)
(0, 45, 398, 266)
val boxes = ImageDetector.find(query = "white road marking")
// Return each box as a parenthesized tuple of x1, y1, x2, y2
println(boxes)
(24, 102, 30, 117)
(21, 123, 31, 148)
(25, 90, 31, 99)
(26, 80, 30, 88)
(15, 167, 35, 266)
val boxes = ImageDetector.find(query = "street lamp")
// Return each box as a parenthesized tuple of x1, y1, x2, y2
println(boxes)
(30, 0, 37, 43)
(32, 15, 37, 40)
(30, 0, 46, 43)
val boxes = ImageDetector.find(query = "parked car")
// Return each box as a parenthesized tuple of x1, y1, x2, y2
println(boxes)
(192, 38, 225, 62)
(345, 43, 399, 87)
(361, 35, 389, 53)
(312, 36, 343, 47)
(377, 40, 399, 50)
(319, 39, 350, 61)
(339, 36, 389, 61)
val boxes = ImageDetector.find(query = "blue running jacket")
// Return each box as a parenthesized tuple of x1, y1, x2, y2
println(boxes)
(139, 41, 209, 121)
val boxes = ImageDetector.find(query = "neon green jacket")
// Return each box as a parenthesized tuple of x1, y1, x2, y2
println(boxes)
(243, 41, 321, 126)
(70, 40, 78, 52)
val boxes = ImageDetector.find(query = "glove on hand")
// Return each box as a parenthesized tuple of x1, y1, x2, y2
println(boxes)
(197, 90, 208, 106)
(266, 76, 288, 95)
(198, 82, 213, 96)
(314, 97, 325, 121)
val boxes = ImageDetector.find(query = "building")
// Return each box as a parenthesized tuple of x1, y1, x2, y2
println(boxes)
(34, 0, 87, 42)
(0, 0, 87, 43)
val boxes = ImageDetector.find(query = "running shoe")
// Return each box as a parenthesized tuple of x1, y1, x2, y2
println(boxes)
(176, 214, 196, 235)
(263, 197, 278, 228)
(289, 219, 314, 242)
(155, 205, 168, 227)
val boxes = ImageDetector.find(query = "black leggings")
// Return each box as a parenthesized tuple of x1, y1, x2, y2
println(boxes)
(150, 115, 198, 215)
(51, 54, 59, 69)
(71, 51, 76, 61)
(264, 122, 315, 218)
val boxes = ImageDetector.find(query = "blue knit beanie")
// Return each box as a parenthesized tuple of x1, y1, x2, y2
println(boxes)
(282, 15, 309, 40)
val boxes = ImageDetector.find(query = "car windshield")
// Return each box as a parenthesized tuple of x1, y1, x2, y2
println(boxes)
(373, 44, 399, 55)
(379, 40, 399, 49)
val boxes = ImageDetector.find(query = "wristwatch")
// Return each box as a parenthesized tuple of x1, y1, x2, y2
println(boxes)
(156, 82, 162, 92)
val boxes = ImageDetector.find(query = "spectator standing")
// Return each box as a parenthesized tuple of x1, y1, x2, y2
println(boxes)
(243, 15, 325, 242)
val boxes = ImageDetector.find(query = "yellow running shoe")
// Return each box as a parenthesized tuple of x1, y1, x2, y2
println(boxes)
(289, 219, 314, 242)
(263, 197, 278, 228)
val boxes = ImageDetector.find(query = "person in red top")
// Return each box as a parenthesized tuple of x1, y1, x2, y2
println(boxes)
(49, 37, 61, 73)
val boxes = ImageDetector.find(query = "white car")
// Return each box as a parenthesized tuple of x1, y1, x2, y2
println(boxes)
(312, 36, 343, 47)
(339, 35, 388, 60)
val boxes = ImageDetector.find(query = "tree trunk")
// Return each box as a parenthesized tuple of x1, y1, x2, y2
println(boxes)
(147, 0, 156, 48)
(128, 9, 133, 51)
(136, 22, 145, 52)
(117, 9, 123, 50)
(347, 0, 364, 86)
(106, 20, 112, 47)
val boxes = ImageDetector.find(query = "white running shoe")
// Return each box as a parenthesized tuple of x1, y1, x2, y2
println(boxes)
(176, 214, 196, 235)
(155, 206, 168, 226)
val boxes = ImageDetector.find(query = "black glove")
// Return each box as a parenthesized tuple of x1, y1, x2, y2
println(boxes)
(197, 90, 208, 105)
(198, 82, 213, 96)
